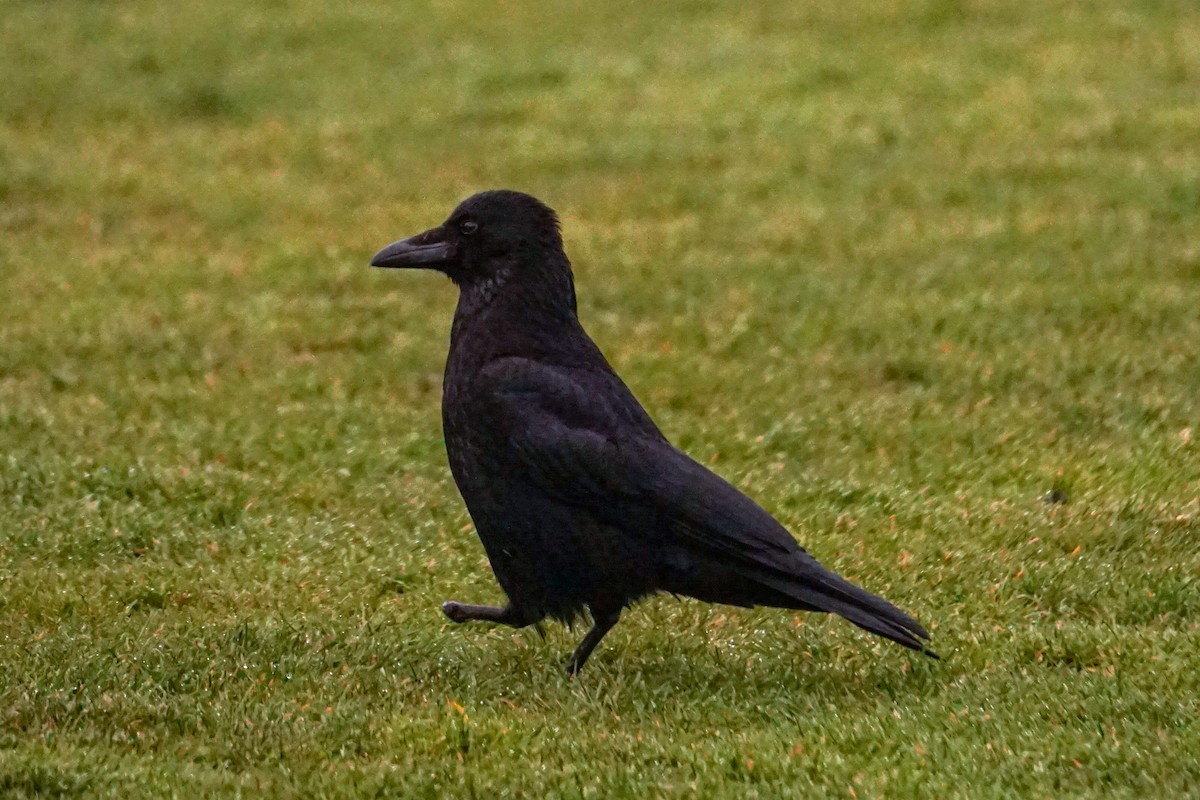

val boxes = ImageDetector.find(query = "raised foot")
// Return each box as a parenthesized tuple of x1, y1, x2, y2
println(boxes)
(441, 600, 535, 627)
(442, 601, 471, 623)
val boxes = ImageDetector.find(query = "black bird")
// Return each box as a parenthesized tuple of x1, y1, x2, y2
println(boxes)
(371, 190, 936, 673)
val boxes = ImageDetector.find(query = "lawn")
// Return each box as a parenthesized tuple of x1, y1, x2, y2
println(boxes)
(1, 0, 1198, 796)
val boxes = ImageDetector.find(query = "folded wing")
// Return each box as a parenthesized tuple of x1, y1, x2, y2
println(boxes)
(477, 357, 935, 655)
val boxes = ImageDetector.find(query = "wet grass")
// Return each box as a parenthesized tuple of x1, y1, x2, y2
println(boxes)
(1, 0, 1198, 796)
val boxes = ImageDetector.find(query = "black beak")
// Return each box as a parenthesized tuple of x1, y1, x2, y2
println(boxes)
(370, 226, 456, 269)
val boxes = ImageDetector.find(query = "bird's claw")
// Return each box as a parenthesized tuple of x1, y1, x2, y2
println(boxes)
(442, 601, 468, 623)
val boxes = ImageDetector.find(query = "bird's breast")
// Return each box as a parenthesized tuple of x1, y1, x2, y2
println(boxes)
(440, 346, 498, 503)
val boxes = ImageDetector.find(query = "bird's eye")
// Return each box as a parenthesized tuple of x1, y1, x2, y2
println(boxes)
(460, 220, 478, 236)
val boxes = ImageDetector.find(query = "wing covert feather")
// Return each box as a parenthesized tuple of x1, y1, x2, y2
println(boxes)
(476, 358, 809, 574)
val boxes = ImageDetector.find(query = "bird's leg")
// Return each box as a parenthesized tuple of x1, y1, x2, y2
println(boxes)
(442, 600, 537, 628)
(566, 607, 621, 675)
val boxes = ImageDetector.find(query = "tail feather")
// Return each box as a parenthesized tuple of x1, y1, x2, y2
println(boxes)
(753, 559, 938, 657)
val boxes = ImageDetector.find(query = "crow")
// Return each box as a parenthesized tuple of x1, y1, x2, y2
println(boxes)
(370, 190, 936, 673)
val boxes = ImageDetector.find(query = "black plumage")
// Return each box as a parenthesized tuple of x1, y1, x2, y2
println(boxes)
(370, 190, 936, 673)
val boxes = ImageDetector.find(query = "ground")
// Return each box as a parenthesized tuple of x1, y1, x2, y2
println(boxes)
(1, 0, 1198, 797)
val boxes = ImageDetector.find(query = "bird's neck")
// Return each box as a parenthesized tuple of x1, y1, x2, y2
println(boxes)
(449, 264, 583, 367)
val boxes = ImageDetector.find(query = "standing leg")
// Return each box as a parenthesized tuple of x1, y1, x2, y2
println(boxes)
(442, 600, 539, 628)
(566, 606, 621, 675)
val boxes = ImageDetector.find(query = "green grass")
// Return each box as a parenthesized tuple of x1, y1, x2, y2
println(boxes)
(2, 0, 1199, 796)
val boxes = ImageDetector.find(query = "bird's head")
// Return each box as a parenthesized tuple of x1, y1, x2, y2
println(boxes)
(370, 191, 572, 306)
